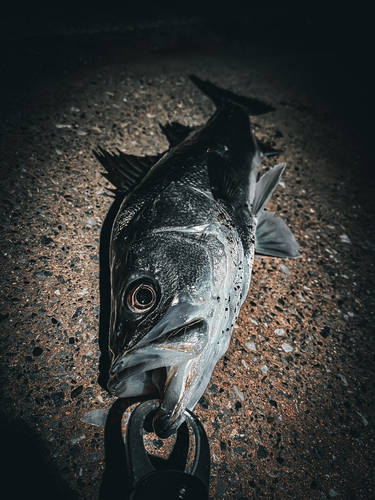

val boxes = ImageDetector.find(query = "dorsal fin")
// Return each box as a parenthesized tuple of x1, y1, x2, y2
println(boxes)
(251, 163, 285, 217)
(159, 121, 195, 147)
(93, 146, 164, 195)
(257, 138, 284, 158)
(207, 153, 241, 204)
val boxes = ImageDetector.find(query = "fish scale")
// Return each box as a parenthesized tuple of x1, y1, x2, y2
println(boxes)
(94, 75, 300, 438)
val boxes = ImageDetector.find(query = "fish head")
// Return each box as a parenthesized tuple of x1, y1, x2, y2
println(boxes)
(108, 221, 246, 437)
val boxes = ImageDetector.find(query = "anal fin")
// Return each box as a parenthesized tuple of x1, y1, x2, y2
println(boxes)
(93, 146, 164, 195)
(255, 211, 300, 258)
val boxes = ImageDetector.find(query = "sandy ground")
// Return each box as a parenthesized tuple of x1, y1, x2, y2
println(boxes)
(0, 13, 374, 500)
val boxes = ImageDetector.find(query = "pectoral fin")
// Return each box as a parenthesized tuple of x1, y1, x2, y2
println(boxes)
(251, 162, 285, 217)
(207, 153, 241, 204)
(255, 211, 300, 258)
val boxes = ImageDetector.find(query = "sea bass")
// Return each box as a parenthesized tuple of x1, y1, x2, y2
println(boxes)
(94, 76, 300, 437)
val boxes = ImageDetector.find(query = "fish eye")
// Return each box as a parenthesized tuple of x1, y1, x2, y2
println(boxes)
(127, 283, 157, 313)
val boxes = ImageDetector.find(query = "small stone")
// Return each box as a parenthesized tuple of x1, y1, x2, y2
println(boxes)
(275, 328, 285, 335)
(340, 234, 351, 244)
(86, 218, 97, 226)
(329, 488, 339, 497)
(71, 385, 83, 399)
(82, 409, 108, 427)
(337, 374, 348, 386)
(282, 343, 293, 353)
(40, 235, 54, 245)
(86, 451, 102, 462)
(73, 307, 83, 318)
(280, 264, 290, 274)
(246, 341, 256, 351)
(216, 478, 227, 495)
(198, 395, 209, 409)
(257, 445, 269, 459)
(71, 435, 86, 445)
(321, 326, 330, 338)
(233, 386, 244, 401)
(261, 365, 268, 374)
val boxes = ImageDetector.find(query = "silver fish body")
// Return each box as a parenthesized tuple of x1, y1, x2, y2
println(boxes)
(95, 76, 299, 437)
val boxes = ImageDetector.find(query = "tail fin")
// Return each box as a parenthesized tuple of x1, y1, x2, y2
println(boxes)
(188, 75, 275, 115)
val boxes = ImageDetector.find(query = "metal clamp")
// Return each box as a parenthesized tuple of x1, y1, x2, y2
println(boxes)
(124, 400, 210, 500)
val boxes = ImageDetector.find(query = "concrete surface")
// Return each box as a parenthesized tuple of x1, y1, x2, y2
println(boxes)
(0, 10, 374, 500)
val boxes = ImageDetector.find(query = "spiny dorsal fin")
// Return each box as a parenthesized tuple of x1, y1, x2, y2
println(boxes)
(255, 211, 300, 258)
(207, 153, 241, 204)
(93, 146, 164, 195)
(257, 138, 284, 158)
(159, 121, 195, 147)
(251, 163, 285, 217)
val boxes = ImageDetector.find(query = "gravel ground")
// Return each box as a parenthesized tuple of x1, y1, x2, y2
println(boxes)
(0, 12, 374, 500)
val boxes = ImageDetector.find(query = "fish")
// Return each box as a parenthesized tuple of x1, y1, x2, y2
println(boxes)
(94, 75, 300, 438)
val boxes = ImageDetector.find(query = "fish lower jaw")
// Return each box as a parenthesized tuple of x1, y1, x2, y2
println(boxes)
(108, 360, 193, 438)
(107, 365, 170, 398)
(152, 406, 182, 438)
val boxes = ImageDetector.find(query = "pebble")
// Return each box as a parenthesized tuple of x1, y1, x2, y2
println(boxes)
(233, 386, 244, 401)
(71, 435, 86, 445)
(246, 341, 256, 351)
(86, 451, 102, 462)
(282, 343, 293, 353)
(216, 479, 227, 495)
(275, 328, 285, 335)
(280, 264, 291, 275)
(329, 488, 339, 497)
(257, 445, 269, 459)
(340, 234, 351, 244)
(82, 409, 108, 427)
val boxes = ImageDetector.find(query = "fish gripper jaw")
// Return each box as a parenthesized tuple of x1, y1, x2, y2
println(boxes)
(124, 399, 210, 499)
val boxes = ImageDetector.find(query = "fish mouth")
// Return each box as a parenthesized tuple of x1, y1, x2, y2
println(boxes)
(107, 319, 207, 437)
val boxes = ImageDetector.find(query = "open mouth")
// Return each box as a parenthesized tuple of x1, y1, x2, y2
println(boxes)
(108, 318, 209, 437)
(108, 319, 206, 397)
